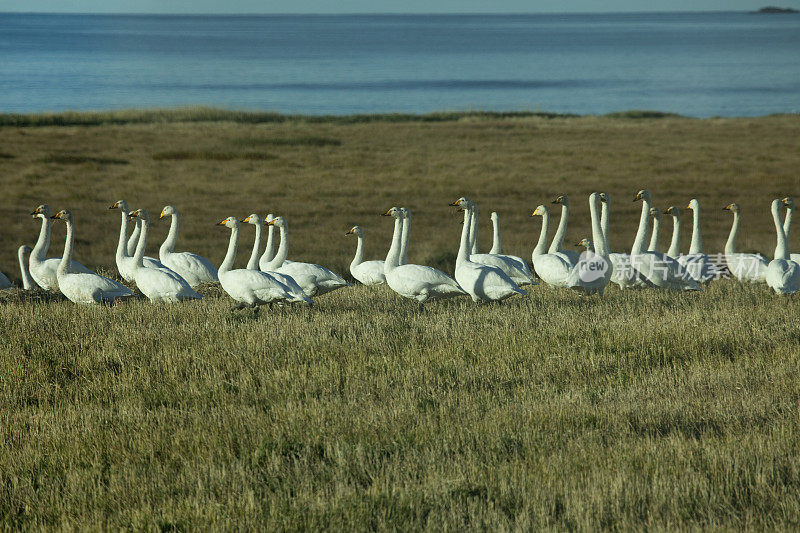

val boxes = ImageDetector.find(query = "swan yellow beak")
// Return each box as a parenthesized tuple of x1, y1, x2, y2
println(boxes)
(267, 219, 276, 226)
(449, 200, 460, 207)
(633, 192, 642, 202)
(216, 218, 227, 226)
(345, 228, 354, 236)
(381, 209, 393, 216)
(552, 196, 563, 204)
(108, 202, 119, 210)
(685, 203, 692, 209)
(531, 207, 542, 216)
(159, 210, 167, 219)
(243, 215, 252, 223)
(723, 204, 732, 210)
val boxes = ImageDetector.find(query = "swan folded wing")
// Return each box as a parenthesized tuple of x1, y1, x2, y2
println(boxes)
(353, 260, 386, 285)
(61, 272, 132, 304)
(532, 254, 572, 287)
(677, 253, 720, 283)
(389, 265, 465, 297)
(634, 252, 701, 291)
(136, 267, 200, 301)
(163, 252, 219, 284)
(553, 249, 580, 267)
(462, 264, 525, 300)
(725, 253, 768, 282)
(470, 253, 534, 284)
(222, 270, 290, 303)
(767, 260, 800, 293)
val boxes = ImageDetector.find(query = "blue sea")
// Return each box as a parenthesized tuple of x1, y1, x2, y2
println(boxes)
(0, 12, 799, 117)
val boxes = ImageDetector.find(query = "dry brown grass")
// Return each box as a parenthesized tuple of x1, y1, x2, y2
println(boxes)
(0, 113, 797, 281)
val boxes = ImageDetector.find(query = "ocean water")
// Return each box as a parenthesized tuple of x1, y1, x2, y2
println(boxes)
(0, 12, 798, 117)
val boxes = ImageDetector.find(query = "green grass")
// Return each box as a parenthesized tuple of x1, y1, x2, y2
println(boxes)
(151, 150, 276, 161)
(38, 154, 129, 165)
(1, 281, 799, 529)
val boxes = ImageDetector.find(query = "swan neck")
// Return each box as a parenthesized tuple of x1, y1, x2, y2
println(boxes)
(667, 215, 681, 258)
(725, 211, 739, 255)
(351, 232, 365, 268)
(384, 216, 403, 271)
(470, 208, 478, 255)
(132, 217, 148, 269)
(783, 203, 793, 240)
(648, 216, 661, 253)
(32, 215, 50, 261)
(601, 201, 610, 249)
(259, 224, 275, 268)
(247, 223, 262, 270)
(457, 207, 472, 265)
(773, 203, 789, 260)
(59, 218, 74, 276)
(589, 196, 607, 257)
(400, 215, 410, 265)
(689, 206, 703, 254)
(489, 215, 501, 254)
(160, 212, 179, 256)
(533, 210, 549, 258)
(219, 225, 239, 273)
(116, 209, 131, 261)
(265, 224, 288, 270)
(126, 220, 140, 257)
(18, 248, 33, 290)
(549, 203, 569, 254)
(631, 197, 651, 255)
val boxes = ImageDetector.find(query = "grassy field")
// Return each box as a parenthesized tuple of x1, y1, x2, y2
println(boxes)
(1, 110, 799, 529)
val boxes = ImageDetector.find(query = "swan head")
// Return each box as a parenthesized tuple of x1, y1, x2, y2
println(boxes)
(159, 205, 177, 219)
(265, 213, 276, 225)
(242, 214, 262, 226)
(382, 207, 403, 219)
(401, 207, 412, 219)
(50, 209, 72, 222)
(665, 206, 681, 218)
(552, 195, 568, 206)
(599, 192, 610, 204)
(449, 197, 471, 209)
(216, 216, 240, 229)
(30, 204, 50, 219)
(490, 211, 498, 221)
(267, 215, 286, 228)
(782, 197, 795, 209)
(19, 244, 32, 254)
(771, 198, 784, 214)
(108, 200, 129, 212)
(345, 225, 363, 237)
(575, 238, 592, 249)
(686, 198, 700, 211)
(633, 190, 651, 203)
(723, 203, 740, 213)
(531, 205, 548, 217)
(649, 207, 661, 220)
(128, 208, 149, 222)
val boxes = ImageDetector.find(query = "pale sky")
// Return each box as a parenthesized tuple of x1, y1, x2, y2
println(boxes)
(1, 0, 798, 14)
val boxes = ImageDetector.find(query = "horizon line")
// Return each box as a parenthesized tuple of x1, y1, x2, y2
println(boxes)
(0, 9, 765, 16)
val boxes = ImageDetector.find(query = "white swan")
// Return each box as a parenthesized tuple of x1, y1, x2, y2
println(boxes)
(109, 200, 165, 282)
(648, 207, 662, 252)
(127, 209, 201, 303)
(549, 195, 580, 265)
(565, 192, 613, 295)
(159, 205, 219, 287)
(631, 191, 701, 291)
(216, 216, 312, 309)
(17, 245, 35, 290)
(530, 205, 572, 288)
(461, 200, 535, 286)
(780, 197, 800, 264)
(599, 193, 651, 290)
(346, 225, 386, 285)
(49, 210, 132, 304)
(28, 204, 94, 291)
(676, 199, 717, 283)
(766, 198, 800, 294)
(242, 214, 310, 299)
(722, 203, 768, 282)
(264, 216, 350, 297)
(452, 200, 525, 302)
(382, 206, 465, 302)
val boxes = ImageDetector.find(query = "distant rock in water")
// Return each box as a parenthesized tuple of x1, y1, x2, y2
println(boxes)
(753, 6, 799, 13)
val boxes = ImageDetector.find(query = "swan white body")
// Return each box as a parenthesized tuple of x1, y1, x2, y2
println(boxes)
(346, 225, 386, 285)
(453, 201, 525, 302)
(631, 191, 701, 291)
(530, 205, 573, 288)
(242, 214, 309, 299)
(159, 205, 219, 287)
(722, 203, 768, 282)
(29, 204, 93, 291)
(50, 210, 132, 304)
(548, 195, 580, 265)
(766, 199, 800, 294)
(264, 216, 350, 298)
(128, 210, 201, 303)
(676, 199, 717, 283)
(564, 193, 613, 295)
(217, 217, 312, 307)
(467, 205, 535, 286)
(109, 200, 166, 282)
(382, 207, 465, 302)
(18, 245, 35, 290)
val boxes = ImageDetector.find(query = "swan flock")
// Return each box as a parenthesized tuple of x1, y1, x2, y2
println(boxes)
(2, 192, 798, 306)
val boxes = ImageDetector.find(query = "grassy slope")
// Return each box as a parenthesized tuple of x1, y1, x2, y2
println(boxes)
(1, 111, 799, 529)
